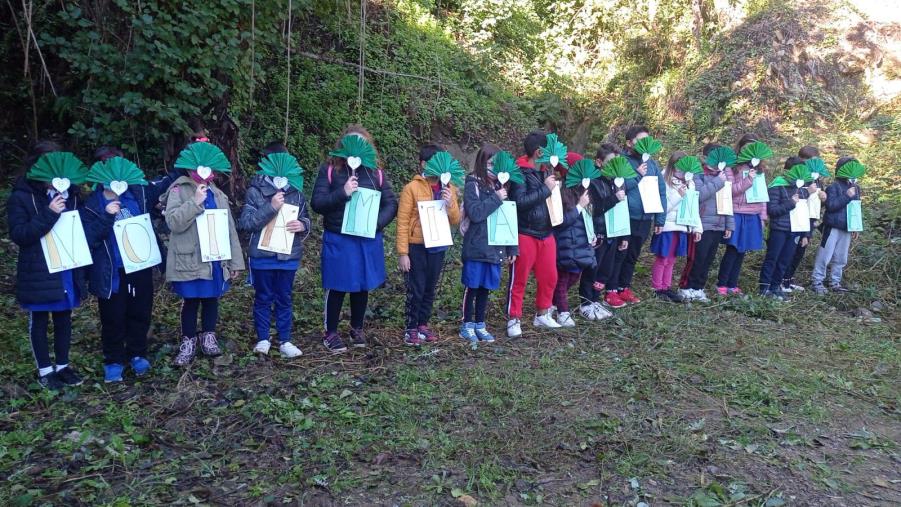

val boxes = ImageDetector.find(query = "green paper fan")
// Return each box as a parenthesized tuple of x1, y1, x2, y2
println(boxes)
(87, 157, 147, 188)
(328, 135, 377, 170)
(27, 152, 88, 184)
(804, 157, 830, 178)
(735, 141, 774, 166)
(536, 134, 569, 170)
(423, 151, 465, 187)
(600, 156, 639, 179)
(675, 156, 703, 175)
(706, 146, 737, 170)
(768, 176, 789, 188)
(784, 163, 812, 186)
(836, 160, 866, 179)
(490, 151, 524, 184)
(633, 136, 662, 159)
(174, 142, 232, 173)
(258, 152, 304, 191)
(565, 159, 601, 188)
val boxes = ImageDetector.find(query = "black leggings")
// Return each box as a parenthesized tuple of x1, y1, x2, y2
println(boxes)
(181, 297, 219, 337)
(325, 290, 368, 332)
(29, 310, 72, 369)
(463, 287, 490, 323)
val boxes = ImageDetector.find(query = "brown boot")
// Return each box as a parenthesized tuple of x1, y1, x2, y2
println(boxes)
(199, 331, 222, 356)
(174, 335, 197, 366)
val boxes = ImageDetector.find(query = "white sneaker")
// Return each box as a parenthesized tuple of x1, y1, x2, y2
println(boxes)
(279, 342, 303, 358)
(789, 283, 805, 292)
(253, 340, 271, 355)
(592, 302, 613, 320)
(557, 311, 576, 327)
(679, 289, 696, 301)
(507, 318, 522, 338)
(580, 305, 597, 321)
(533, 312, 562, 329)
(693, 289, 710, 302)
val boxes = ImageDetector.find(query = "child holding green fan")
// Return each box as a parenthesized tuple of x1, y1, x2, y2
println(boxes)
(162, 140, 245, 366)
(238, 141, 311, 358)
(7, 142, 99, 389)
(780, 146, 827, 293)
(396, 144, 462, 346)
(811, 157, 865, 294)
(82, 146, 163, 382)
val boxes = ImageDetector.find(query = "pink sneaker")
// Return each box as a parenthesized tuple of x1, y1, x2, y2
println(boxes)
(729, 287, 743, 295)
(717, 286, 728, 296)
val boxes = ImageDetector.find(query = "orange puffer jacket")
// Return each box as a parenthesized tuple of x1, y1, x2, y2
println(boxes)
(396, 175, 461, 255)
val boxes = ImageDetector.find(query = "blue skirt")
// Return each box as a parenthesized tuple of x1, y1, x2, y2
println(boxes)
(172, 261, 230, 298)
(650, 231, 689, 257)
(461, 260, 501, 290)
(725, 213, 764, 253)
(22, 269, 80, 312)
(321, 230, 386, 292)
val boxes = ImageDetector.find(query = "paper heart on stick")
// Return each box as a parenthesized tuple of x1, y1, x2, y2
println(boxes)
(440, 172, 451, 185)
(685, 172, 694, 181)
(795, 179, 804, 188)
(642, 153, 650, 162)
(109, 180, 128, 196)
(811, 172, 820, 180)
(196, 166, 212, 180)
(549, 155, 559, 168)
(347, 156, 362, 170)
(497, 172, 510, 185)
(614, 177, 625, 188)
(718, 161, 726, 170)
(272, 176, 289, 189)
(751, 158, 760, 167)
(52, 177, 70, 193)
(582, 178, 590, 189)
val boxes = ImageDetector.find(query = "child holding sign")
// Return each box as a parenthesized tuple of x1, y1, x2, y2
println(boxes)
(619, 126, 667, 305)
(396, 145, 462, 346)
(7, 142, 97, 389)
(506, 131, 561, 337)
(238, 142, 311, 358)
(715, 134, 769, 295)
(311, 125, 397, 353)
(83, 146, 164, 382)
(459, 145, 519, 343)
(162, 141, 244, 366)
(587, 144, 629, 310)
(780, 145, 825, 293)
(811, 157, 864, 294)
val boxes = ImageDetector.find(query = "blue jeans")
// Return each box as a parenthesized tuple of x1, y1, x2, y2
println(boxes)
(759, 229, 799, 292)
(252, 268, 296, 342)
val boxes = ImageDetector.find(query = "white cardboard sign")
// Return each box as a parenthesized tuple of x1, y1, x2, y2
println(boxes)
(113, 213, 162, 273)
(41, 210, 93, 273)
(195, 209, 232, 262)
(257, 204, 300, 255)
(716, 181, 734, 216)
(637, 175, 664, 213)
(417, 200, 453, 248)
(546, 184, 564, 226)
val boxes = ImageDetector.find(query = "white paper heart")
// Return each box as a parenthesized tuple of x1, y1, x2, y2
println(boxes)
(614, 177, 625, 188)
(718, 161, 726, 171)
(272, 176, 288, 190)
(685, 172, 694, 181)
(751, 158, 760, 167)
(850, 178, 857, 184)
(795, 179, 804, 188)
(52, 177, 70, 193)
(440, 172, 451, 185)
(642, 153, 650, 162)
(497, 172, 510, 185)
(196, 165, 212, 180)
(109, 180, 128, 196)
(347, 156, 362, 170)
(581, 178, 590, 189)
(549, 155, 559, 168)
(811, 172, 820, 180)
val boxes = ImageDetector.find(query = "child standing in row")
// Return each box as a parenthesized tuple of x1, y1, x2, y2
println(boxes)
(311, 125, 398, 352)
(163, 141, 245, 366)
(811, 157, 864, 294)
(589, 144, 630, 310)
(238, 142, 311, 358)
(396, 145, 462, 346)
(459, 145, 518, 342)
(781, 145, 822, 293)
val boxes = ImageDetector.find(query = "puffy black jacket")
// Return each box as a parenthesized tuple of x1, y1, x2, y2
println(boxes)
(823, 179, 860, 230)
(510, 161, 553, 239)
(238, 175, 312, 261)
(461, 175, 518, 264)
(588, 176, 621, 238)
(310, 162, 397, 234)
(767, 185, 808, 232)
(7, 177, 97, 305)
(554, 207, 597, 272)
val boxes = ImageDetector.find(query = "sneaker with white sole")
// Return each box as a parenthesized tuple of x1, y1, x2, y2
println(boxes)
(678, 288, 696, 301)
(592, 301, 613, 319)
(253, 339, 271, 355)
(580, 304, 598, 321)
(506, 318, 522, 338)
(692, 289, 710, 302)
(533, 312, 562, 329)
(279, 342, 303, 358)
(556, 311, 576, 327)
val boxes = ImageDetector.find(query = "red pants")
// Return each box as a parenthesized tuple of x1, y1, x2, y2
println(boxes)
(507, 234, 558, 318)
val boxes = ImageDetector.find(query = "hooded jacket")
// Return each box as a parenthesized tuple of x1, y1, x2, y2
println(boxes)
(460, 175, 518, 264)
(238, 174, 312, 261)
(396, 174, 461, 255)
(310, 162, 398, 234)
(726, 163, 768, 219)
(766, 184, 808, 232)
(622, 152, 666, 226)
(587, 176, 622, 238)
(823, 178, 861, 230)
(510, 156, 553, 239)
(697, 169, 735, 232)
(554, 204, 597, 272)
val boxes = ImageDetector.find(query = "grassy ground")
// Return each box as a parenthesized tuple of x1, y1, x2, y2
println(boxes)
(0, 217, 898, 506)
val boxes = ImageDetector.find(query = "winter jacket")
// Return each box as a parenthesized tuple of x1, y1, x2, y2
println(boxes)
(587, 176, 622, 238)
(766, 185, 807, 232)
(7, 177, 98, 305)
(82, 185, 163, 298)
(726, 164, 767, 219)
(238, 175, 312, 261)
(697, 170, 735, 232)
(661, 182, 703, 233)
(510, 156, 553, 239)
(554, 206, 597, 272)
(461, 175, 518, 264)
(310, 163, 397, 234)
(622, 152, 666, 226)
(823, 178, 861, 231)
(396, 175, 461, 255)
(161, 176, 244, 282)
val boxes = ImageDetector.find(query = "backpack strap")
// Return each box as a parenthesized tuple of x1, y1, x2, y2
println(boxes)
(327, 165, 333, 184)
(377, 169, 383, 187)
